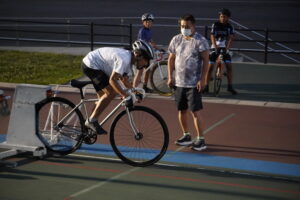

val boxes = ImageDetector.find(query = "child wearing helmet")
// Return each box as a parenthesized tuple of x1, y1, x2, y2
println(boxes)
(135, 13, 159, 93)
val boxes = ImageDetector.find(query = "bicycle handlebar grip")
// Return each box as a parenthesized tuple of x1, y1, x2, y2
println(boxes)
(124, 88, 146, 107)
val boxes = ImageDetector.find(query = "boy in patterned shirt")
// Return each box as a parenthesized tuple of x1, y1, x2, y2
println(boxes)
(167, 14, 210, 151)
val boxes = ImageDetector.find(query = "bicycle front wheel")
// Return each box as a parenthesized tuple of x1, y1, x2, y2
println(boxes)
(110, 106, 169, 167)
(214, 66, 223, 96)
(36, 97, 85, 155)
(150, 60, 173, 96)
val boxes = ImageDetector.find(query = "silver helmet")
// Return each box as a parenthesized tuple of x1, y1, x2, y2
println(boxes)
(141, 13, 155, 21)
(132, 40, 154, 60)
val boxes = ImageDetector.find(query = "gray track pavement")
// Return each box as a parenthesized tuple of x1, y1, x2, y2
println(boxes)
(1, 154, 300, 200)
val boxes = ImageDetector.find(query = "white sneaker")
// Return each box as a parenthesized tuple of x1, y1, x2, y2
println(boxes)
(85, 119, 107, 135)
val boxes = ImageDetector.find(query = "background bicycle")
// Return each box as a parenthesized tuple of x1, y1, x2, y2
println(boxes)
(132, 50, 173, 96)
(213, 48, 228, 97)
(36, 80, 169, 167)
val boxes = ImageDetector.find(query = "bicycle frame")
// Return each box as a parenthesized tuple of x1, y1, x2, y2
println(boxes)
(144, 51, 168, 77)
(44, 87, 141, 139)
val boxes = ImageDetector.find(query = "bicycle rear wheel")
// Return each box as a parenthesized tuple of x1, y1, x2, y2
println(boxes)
(150, 60, 173, 96)
(110, 106, 169, 167)
(36, 97, 85, 155)
(214, 66, 223, 96)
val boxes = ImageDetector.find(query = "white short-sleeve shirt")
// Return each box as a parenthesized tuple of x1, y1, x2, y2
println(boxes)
(83, 47, 132, 77)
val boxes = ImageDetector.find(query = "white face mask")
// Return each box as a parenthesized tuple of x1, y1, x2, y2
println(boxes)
(181, 28, 192, 37)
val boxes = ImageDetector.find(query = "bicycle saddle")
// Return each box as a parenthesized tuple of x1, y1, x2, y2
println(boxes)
(70, 79, 92, 89)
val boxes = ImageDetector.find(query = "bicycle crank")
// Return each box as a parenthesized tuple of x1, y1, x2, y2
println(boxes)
(84, 129, 98, 144)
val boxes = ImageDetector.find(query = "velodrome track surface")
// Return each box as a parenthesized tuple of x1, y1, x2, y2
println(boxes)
(1, 81, 300, 199)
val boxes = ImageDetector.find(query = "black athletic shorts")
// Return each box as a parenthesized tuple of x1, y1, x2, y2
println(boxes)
(81, 62, 109, 92)
(174, 87, 203, 112)
(209, 48, 231, 64)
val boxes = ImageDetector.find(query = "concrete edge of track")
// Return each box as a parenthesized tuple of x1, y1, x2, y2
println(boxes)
(1, 82, 300, 110)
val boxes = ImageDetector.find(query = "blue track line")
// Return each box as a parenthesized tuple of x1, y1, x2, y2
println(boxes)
(1, 134, 300, 177)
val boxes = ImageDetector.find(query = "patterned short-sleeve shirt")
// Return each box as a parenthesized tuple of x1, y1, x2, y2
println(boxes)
(168, 32, 209, 87)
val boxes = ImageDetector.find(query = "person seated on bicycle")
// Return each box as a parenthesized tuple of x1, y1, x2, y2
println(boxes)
(135, 13, 161, 93)
(205, 8, 237, 95)
(82, 40, 154, 134)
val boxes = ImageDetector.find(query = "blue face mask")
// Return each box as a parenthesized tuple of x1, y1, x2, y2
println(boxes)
(181, 28, 192, 37)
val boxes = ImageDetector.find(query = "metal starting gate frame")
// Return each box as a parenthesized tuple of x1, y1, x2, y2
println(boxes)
(0, 84, 51, 166)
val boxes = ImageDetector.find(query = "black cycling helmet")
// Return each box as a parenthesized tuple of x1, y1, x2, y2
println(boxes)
(132, 40, 154, 60)
(141, 13, 155, 21)
(219, 8, 231, 17)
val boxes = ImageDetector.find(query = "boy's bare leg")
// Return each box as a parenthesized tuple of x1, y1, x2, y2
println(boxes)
(178, 110, 189, 133)
(190, 111, 204, 138)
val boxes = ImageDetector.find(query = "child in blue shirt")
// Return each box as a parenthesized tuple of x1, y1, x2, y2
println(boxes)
(136, 13, 158, 93)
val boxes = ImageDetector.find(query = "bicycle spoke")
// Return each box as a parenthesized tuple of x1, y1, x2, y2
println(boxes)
(150, 61, 173, 95)
(110, 106, 168, 167)
(37, 97, 84, 155)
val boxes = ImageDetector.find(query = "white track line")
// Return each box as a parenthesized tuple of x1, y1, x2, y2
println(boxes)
(66, 113, 235, 198)
(171, 113, 236, 153)
(67, 167, 139, 199)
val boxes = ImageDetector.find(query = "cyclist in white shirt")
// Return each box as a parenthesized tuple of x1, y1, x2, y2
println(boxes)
(82, 40, 154, 134)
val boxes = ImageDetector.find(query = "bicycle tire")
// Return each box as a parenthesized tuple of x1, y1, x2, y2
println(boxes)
(150, 60, 173, 96)
(110, 106, 169, 167)
(214, 64, 223, 96)
(36, 97, 85, 155)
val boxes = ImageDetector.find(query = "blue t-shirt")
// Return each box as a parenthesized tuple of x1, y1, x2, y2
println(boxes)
(137, 27, 153, 43)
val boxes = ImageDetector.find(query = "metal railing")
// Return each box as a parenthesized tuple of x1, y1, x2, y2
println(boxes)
(0, 18, 299, 64)
(203, 26, 300, 64)
(0, 19, 133, 51)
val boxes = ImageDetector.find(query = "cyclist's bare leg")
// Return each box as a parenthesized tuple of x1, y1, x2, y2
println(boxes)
(143, 70, 150, 85)
(225, 62, 233, 85)
(90, 85, 117, 120)
(204, 63, 215, 93)
(225, 62, 237, 94)
(190, 111, 204, 138)
(178, 110, 189, 133)
(143, 70, 152, 92)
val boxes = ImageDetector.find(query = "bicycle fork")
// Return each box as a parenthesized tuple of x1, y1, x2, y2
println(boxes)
(125, 108, 142, 140)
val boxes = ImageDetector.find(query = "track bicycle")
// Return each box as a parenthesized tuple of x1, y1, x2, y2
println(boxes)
(213, 48, 227, 97)
(141, 50, 174, 96)
(35, 80, 169, 167)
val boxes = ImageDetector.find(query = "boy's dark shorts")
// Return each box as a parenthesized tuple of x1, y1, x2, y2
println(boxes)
(174, 87, 203, 112)
(82, 62, 109, 92)
(209, 49, 232, 64)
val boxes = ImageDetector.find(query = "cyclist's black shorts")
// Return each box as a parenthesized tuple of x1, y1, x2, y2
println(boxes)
(82, 62, 109, 92)
(209, 48, 231, 64)
(174, 87, 203, 112)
